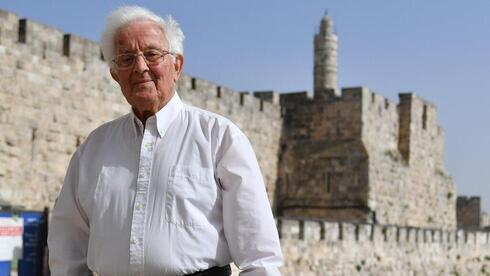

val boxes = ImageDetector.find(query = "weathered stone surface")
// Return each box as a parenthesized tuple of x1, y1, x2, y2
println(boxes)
(457, 196, 482, 229)
(482, 212, 490, 228)
(276, 86, 457, 230)
(279, 219, 490, 276)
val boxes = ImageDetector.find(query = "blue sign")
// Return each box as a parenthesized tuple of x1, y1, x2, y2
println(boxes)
(18, 212, 45, 276)
(0, 262, 11, 276)
(0, 212, 12, 276)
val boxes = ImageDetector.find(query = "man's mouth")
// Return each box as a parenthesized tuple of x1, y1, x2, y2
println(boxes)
(133, 79, 153, 85)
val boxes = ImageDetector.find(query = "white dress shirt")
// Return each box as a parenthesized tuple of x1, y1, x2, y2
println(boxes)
(47, 92, 283, 276)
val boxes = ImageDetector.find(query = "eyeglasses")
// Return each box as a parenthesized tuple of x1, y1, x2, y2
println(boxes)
(112, 49, 175, 69)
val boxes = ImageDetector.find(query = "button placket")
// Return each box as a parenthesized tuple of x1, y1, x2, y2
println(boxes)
(129, 118, 158, 275)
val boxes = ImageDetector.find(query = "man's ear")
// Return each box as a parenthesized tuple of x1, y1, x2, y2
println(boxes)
(173, 54, 184, 82)
(110, 68, 119, 82)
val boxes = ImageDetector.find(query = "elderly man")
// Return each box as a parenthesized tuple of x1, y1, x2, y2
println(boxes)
(47, 5, 282, 276)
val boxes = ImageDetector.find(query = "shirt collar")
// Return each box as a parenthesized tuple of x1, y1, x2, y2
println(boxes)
(130, 91, 183, 139)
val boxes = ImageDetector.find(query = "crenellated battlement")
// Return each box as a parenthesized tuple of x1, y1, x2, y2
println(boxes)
(277, 84, 455, 229)
(279, 85, 445, 159)
(0, 9, 18, 46)
(0, 8, 280, 118)
(367, 90, 397, 112)
(0, 9, 104, 63)
(277, 218, 490, 245)
(254, 90, 280, 105)
(176, 74, 280, 115)
(63, 34, 102, 62)
(281, 86, 444, 140)
(278, 217, 490, 275)
(457, 196, 482, 229)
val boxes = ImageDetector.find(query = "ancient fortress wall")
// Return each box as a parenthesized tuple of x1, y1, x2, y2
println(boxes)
(276, 86, 456, 229)
(360, 88, 456, 229)
(483, 212, 490, 228)
(457, 196, 482, 228)
(276, 89, 369, 221)
(0, 9, 282, 209)
(278, 218, 490, 275)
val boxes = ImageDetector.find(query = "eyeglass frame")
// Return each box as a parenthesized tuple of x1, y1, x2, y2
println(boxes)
(111, 48, 177, 69)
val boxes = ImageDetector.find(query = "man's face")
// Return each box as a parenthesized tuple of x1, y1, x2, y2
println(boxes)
(110, 20, 183, 119)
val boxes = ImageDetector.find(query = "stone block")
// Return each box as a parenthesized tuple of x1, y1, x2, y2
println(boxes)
(324, 222, 340, 241)
(466, 232, 476, 244)
(456, 230, 465, 244)
(476, 231, 487, 244)
(341, 222, 356, 241)
(63, 34, 101, 63)
(357, 223, 372, 242)
(397, 227, 408, 243)
(280, 219, 301, 240)
(303, 221, 321, 241)
(372, 225, 385, 243)
(407, 227, 417, 243)
(18, 18, 64, 57)
(416, 229, 425, 243)
(0, 9, 19, 46)
(424, 229, 432, 243)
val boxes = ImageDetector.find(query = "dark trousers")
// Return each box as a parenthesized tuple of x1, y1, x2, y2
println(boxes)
(184, 265, 231, 276)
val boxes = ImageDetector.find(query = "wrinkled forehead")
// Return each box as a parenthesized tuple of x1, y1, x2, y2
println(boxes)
(114, 20, 168, 52)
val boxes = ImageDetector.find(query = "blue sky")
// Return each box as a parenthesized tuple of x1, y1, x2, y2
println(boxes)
(1, 1, 489, 213)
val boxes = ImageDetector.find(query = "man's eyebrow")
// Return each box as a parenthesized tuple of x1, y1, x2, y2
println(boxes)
(120, 47, 138, 52)
(143, 44, 162, 50)
(117, 45, 162, 53)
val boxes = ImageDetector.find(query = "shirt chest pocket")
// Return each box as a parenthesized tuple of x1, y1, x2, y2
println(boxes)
(165, 165, 220, 228)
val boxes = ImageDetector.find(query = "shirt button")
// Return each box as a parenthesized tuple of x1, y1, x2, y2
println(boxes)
(138, 170, 148, 179)
(131, 237, 138, 245)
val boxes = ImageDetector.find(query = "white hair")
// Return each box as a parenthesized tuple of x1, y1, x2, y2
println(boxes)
(100, 6, 184, 67)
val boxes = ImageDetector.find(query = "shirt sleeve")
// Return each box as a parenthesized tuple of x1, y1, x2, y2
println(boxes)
(47, 151, 91, 276)
(217, 133, 283, 276)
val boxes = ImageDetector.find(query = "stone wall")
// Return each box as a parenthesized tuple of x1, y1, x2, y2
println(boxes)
(482, 212, 490, 228)
(363, 90, 456, 229)
(276, 89, 370, 222)
(0, 9, 282, 210)
(457, 196, 482, 229)
(278, 218, 490, 275)
(276, 86, 456, 229)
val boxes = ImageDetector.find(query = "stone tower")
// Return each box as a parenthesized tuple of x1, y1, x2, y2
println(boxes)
(314, 14, 338, 94)
(457, 196, 482, 229)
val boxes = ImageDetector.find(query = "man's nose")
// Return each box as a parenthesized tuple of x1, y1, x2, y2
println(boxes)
(133, 54, 149, 73)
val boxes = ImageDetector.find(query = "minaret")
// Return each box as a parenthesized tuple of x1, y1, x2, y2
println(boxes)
(314, 13, 338, 94)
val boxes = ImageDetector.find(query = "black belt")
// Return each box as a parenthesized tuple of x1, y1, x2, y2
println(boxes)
(184, 264, 231, 276)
